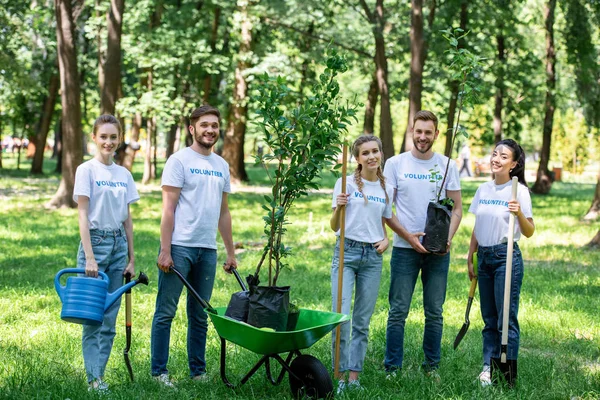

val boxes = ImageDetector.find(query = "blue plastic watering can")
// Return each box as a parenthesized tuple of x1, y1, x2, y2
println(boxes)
(54, 268, 149, 325)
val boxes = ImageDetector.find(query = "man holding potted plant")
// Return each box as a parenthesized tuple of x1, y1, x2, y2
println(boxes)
(383, 110, 463, 377)
(151, 104, 237, 386)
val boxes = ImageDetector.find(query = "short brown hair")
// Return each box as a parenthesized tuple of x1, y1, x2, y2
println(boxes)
(413, 110, 438, 131)
(190, 105, 220, 125)
(93, 114, 122, 139)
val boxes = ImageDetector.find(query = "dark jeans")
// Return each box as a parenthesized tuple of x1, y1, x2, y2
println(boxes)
(384, 247, 450, 371)
(478, 242, 523, 365)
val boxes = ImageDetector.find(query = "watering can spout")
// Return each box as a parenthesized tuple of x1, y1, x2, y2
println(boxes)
(104, 272, 149, 312)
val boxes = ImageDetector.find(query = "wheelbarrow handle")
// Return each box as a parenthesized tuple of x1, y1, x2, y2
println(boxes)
(231, 267, 247, 291)
(123, 273, 134, 382)
(170, 266, 217, 314)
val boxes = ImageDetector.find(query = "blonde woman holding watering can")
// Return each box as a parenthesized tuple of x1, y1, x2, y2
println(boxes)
(330, 135, 394, 394)
(73, 115, 139, 392)
(467, 139, 535, 387)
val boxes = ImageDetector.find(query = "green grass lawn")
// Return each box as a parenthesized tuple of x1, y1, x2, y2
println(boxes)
(0, 153, 599, 399)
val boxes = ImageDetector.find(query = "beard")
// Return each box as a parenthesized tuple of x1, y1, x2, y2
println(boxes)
(413, 138, 433, 154)
(195, 134, 217, 150)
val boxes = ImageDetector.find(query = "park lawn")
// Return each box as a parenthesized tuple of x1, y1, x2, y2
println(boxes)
(0, 155, 599, 399)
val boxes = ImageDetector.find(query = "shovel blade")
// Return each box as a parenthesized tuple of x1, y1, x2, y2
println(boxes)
(490, 357, 517, 387)
(453, 321, 470, 350)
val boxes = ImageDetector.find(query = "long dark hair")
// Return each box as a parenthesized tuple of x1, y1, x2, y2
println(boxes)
(496, 139, 527, 186)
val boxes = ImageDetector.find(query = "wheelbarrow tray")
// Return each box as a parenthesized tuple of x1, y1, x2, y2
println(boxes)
(210, 307, 349, 355)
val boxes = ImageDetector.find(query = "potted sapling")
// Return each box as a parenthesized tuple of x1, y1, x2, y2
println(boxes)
(243, 51, 358, 331)
(422, 28, 483, 253)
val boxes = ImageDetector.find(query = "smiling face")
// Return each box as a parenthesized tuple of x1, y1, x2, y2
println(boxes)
(92, 123, 120, 159)
(356, 140, 382, 174)
(412, 119, 439, 156)
(190, 114, 220, 150)
(490, 144, 517, 176)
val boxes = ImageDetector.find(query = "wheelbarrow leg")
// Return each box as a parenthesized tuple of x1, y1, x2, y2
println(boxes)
(265, 351, 297, 385)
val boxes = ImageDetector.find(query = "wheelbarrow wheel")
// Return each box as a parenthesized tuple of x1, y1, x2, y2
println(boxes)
(288, 355, 333, 399)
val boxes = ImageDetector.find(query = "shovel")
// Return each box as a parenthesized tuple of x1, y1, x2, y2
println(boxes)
(491, 176, 519, 386)
(453, 254, 477, 350)
(123, 273, 134, 381)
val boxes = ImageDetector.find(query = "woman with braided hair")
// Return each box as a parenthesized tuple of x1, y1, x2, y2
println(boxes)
(329, 134, 394, 394)
(467, 139, 535, 386)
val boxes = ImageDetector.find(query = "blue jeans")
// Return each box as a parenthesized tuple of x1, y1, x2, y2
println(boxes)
(385, 247, 450, 371)
(478, 242, 523, 365)
(331, 238, 383, 373)
(78, 228, 128, 383)
(151, 245, 217, 378)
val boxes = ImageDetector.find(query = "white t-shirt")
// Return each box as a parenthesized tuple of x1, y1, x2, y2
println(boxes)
(331, 175, 394, 243)
(384, 152, 461, 248)
(161, 147, 231, 249)
(73, 158, 140, 230)
(469, 180, 533, 246)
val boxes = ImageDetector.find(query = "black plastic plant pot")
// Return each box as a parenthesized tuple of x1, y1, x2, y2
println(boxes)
(422, 201, 452, 254)
(247, 285, 290, 331)
(225, 290, 250, 322)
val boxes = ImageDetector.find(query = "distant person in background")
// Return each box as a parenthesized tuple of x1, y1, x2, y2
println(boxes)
(73, 114, 139, 392)
(329, 134, 393, 394)
(467, 139, 535, 386)
(459, 143, 472, 177)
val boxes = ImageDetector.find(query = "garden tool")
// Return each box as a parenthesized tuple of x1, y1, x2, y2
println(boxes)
(123, 273, 134, 382)
(491, 176, 519, 386)
(333, 143, 348, 379)
(453, 254, 477, 350)
(54, 268, 148, 325)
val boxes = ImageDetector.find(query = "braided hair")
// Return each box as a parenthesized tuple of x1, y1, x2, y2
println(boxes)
(351, 135, 389, 204)
(496, 139, 527, 186)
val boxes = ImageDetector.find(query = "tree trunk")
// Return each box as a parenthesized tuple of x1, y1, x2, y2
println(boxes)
(31, 72, 60, 174)
(586, 229, 600, 248)
(444, 0, 468, 157)
(532, 0, 557, 195)
(298, 22, 315, 100)
(363, 71, 378, 134)
(202, 6, 221, 104)
(48, 0, 83, 208)
(100, 0, 125, 115)
(401, 0, 425, 153)
(0, 115, 3, 169)
(116, 112, 141, 171)
(142, 115, 156, 184)
(222, 0, 251, 183)
(583, 169, 600, 220)
(493, 31, 506, 143)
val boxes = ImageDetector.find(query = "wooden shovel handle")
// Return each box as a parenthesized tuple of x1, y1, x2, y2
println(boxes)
(501, 176, 518, 362)
(334, 144, 348, 379)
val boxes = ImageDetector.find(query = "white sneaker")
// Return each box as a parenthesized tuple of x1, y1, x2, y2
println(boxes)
(347, 380, 364, 391)
(154, 373, 175, 388)
(88, 379, 109, 393)
(336, 380, 346, 395)
(478, 365, 491, 387)
(192, 373, 209, 382)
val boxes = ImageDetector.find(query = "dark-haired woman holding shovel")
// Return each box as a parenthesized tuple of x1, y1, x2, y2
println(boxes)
(467, 139, 535, 387)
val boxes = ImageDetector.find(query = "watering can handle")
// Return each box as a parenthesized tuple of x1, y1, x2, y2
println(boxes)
(54, 268, 109, 302)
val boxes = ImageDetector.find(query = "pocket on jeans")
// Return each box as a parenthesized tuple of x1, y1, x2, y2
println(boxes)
(91, 234, 104, 246)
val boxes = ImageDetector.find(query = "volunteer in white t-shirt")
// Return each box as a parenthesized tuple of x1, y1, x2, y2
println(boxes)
(383, 110, 463, 376)
(330, 135, 393, 394)
(467, 139, 535, 387)
(151, 105, 237, 386)
(73, 115, 140, 392)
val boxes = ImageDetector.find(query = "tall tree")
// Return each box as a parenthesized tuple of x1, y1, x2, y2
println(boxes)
(222, 0, 252, 183)
(492, 1, 509, 143)
(48, 0, 83, 208)
(532, 0, 557, 194)
(363, 72, 378, 134)
(359, 0, 394, 158)
(31, 71, 59, 174)
(100, 0, 125, 115)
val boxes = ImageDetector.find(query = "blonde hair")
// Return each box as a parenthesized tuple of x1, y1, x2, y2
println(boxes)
(351, 135, 388, 204)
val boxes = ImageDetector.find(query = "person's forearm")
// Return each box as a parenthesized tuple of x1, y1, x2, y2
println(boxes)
(385, 213, 410, 241)
(218, 211, 235, 258)
(448, 209, 463, 242)
(160, 211, 175, 254)
(123, 211, 135, 262)
(468, 230, 478, 259)
(330, 207, 343, 232)
(517, 213, 535, 237)
(78, 209, 95, 261)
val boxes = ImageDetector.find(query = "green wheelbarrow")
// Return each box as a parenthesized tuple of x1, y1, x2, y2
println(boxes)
(170, 267, 349, 399)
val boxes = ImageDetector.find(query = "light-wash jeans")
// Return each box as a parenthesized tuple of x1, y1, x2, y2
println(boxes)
(151, 245, 217, 378)
(477, 242, 523, 365)
(331, 237, 383, 373)
(384, 247, 450, 372)
(78, 228, 128, 383)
